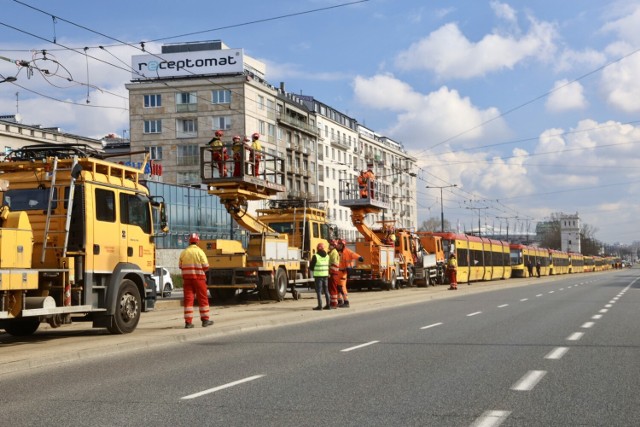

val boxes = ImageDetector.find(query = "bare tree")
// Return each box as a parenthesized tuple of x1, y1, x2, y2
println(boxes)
(419, 217, 452, 232)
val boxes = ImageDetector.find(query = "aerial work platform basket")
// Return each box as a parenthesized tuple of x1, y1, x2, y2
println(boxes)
(338, 177, 391, 211)
(200, 145, 285, 198)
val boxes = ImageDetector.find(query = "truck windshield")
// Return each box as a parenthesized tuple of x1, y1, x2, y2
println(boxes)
(3, 188, 56, 211)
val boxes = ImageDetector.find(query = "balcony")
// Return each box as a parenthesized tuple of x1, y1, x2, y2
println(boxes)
(277, 113, 320, 136)
(330, 136, 350, 150)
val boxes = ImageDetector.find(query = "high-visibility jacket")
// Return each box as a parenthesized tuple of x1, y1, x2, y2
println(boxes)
(251, 140, 262, 159)
(447, 257, 457, 270)
(179, 244, 209, 280)
(329, 248, 340, 274)
(312, 253, 330, 277)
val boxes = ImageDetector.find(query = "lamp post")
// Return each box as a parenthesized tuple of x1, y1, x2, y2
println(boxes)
(426, 184, 457, 232)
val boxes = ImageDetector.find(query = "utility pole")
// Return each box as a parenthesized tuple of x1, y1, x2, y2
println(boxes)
(496, 216, 518, 241)
(426, 184, 457, 232)
(465, 206, 489, 236)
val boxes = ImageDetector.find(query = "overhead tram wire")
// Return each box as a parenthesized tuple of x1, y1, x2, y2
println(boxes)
(413, 45, 640, 158)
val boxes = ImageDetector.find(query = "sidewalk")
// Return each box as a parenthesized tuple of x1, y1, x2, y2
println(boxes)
(0, 276, 560, 377)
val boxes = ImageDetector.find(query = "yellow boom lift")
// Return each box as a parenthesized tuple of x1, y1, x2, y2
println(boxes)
(200, 145, 331, 302)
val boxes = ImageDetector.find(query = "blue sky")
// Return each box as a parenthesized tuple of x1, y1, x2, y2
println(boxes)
(1, 0, 640, 246)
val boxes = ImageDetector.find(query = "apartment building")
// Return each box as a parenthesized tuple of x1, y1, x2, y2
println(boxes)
(125, 40, 417, 241)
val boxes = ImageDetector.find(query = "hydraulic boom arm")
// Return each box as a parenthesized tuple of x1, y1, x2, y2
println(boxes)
(350, 206, 385, 246)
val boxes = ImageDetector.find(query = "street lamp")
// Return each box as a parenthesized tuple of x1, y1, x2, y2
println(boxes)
(0, 76, 17, 84)
(426, 184, 457, 232)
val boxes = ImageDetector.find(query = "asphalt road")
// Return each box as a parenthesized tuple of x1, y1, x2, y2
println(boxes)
(1, 270, 639, 426)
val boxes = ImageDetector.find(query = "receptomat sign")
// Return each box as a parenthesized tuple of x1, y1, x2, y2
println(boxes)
(131, 48, 244, 79)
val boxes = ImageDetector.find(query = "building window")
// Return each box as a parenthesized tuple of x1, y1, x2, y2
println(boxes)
(268, 123, 275, 138)
(145, 146, 163, 160)
(143, 119, 162, 134)
(144, 94, 162, 108)
(177, 144, 199, 166)
(176, 118, 198, 138)
(212, 116, 232, 130)
(259, 120, 266, 136)
(258, 95, 265, 110)
(211, 90, 231, 104)
(176, 92, 197, 112)
(176, 171, 200, 186)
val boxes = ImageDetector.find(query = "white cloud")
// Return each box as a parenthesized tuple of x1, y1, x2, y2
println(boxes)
(490, 1, 517, 23)
(353, 74, 509, 150)
(600, 49, 640, 113)
(545, 79, 587, 112)
(601, 4, 640, 46)
(394, 16, 557, 79)
(554, 48, 606, 73)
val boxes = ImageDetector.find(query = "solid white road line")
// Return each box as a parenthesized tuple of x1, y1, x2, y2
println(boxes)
(181, 375, 265, 400)
(497, 304, 509, 308)
(467, 311, 482, 317)
(511, 370, 547, 391)
(581, 322, 595, 329)
(420, 322, 443, 330)
(567, 332, 584, 341)
(470, 410, 511, 427)
(341, 340, 379, 352)
(545, 347, 569, 360)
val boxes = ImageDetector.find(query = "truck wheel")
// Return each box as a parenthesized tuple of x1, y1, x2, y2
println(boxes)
(107, 279, 141, 334)
(3, 317, 40, 336)
(385, 271, 397, 291)
(417, 274, 429, 288)
(269, 268, 288, 301)
(407, 268, 415, 288)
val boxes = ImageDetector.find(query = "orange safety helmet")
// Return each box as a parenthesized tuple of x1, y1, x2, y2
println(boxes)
(215, 130, 224, 137)
(317, 242, 325, 251)
(233, 135, 241, 141)
(252, 132, 260, 140)
(328, 239, 337, 247)
(188, 233, 200, 244)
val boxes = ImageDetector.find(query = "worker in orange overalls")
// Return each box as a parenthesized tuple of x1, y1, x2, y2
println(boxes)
(364, 163, 375, 199)
(208, 130, 228, 177)
(179, 233, 214, 328)
(250, 132, 262, 176)
(231, 135, 247, 177)
(336, 239, 364, 307)
(357, 170, 369, 198)
(328, 239, 341, 308)
(447, 253, 458, 290)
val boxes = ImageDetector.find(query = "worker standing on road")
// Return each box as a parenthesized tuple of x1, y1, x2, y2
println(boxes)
(179, 233, 214, 328)
(527, 260, 534, 277)
(536, 260, 541, 278)
(447, 253, 458, 290)
(336, 239, 364, 307)
(208, 130, 228, 177)
(250, 132, 262, 176)
(309, 242, 331, 310)
(328, 240, 341, 308)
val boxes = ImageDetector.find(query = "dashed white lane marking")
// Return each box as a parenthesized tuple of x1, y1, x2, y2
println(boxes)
(520, 298, 528, 302)
(609, 300, 616, 304)
(592, 314, 603, 320)
(467, 311, 482, 317)
(605, 304, 613, 308)
(567, 332, 584, 341)
(420, 322, 443, 330)
(559, 288, 565, 291)
(536, 294, 543, 297)
(548, 291, 555, 294)
(181, 374, 265, 400)
(341, 341, 379, 352)
(545, 347, 569, 360)
(497, 304, 509, 308)
(581, 322, 595, 329)
(470, 410, 511, 427)
(511, 370, 547, 391)
(599, 309, 608, 313)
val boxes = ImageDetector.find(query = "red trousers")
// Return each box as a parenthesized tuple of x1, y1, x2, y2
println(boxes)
(448, 269, 457, 288)
(183, 278, 210, 324)
(329, 273, 339, 307)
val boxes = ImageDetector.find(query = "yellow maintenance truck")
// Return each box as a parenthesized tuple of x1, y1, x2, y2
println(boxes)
(200, 145, 331, 302)
(0, 144, 167, 336)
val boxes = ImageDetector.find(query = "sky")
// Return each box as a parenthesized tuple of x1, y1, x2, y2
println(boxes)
(1, 0, 640, 246)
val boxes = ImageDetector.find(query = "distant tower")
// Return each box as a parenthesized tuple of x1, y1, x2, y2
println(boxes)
(560, 212, 581, 253)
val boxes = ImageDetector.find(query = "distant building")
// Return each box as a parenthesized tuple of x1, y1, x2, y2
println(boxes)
(560, 212, 581, 253)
